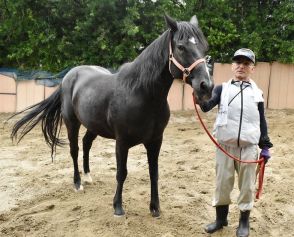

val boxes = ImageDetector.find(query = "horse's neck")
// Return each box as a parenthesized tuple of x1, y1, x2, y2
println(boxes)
(155, 66, 174, 98)
(131, 31, 174, 97)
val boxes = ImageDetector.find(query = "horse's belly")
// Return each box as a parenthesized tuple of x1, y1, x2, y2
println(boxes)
(82, 117, 115, 139)
(114, 110, 170, 145)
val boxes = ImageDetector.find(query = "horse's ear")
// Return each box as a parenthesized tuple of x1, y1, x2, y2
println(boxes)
(164, 14, 178, 32)
(190, 15, 198, 26)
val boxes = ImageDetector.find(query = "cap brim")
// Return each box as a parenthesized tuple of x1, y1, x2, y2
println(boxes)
(232, 55, 255, 63)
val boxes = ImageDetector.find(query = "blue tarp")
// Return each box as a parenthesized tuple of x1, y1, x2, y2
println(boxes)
(0, 68, 71, 87)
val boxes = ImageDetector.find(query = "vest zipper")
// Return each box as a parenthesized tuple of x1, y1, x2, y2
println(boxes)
(237, 82, 244, 147)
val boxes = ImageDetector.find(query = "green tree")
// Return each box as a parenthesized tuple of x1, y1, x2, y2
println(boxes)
(0, 0, 292, 72)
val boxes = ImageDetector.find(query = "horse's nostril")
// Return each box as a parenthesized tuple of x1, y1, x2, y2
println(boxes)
(200, 81, 208, 91)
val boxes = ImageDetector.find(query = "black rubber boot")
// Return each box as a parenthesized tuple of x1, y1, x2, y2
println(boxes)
(236, 210, 250, 237)
(204, 205, 229, 233)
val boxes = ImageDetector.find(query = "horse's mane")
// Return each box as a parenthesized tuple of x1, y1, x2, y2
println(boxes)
(117, 20, 208, 91)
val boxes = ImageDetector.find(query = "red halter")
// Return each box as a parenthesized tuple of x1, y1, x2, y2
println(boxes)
(169, 40, 206, 83)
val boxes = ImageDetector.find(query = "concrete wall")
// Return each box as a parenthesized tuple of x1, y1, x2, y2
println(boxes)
(0, 62, 293, 112)
(16, 80, 45, 111)
(268, 62, 294, 109)
(0, 75, 16, 112)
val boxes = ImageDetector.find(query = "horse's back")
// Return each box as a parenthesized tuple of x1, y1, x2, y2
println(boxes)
(86, 65, 113, 74)
(63, 65, 111, 82)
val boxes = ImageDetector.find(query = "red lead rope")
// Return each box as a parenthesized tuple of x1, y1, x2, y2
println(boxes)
(192, 93, 265, 199)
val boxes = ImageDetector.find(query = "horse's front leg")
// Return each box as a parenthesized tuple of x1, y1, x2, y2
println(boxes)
(113, 140, 129, 216)
(144, 136, 162, 218)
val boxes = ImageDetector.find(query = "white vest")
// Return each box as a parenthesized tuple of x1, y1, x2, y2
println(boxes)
(214, 79, 264, 147)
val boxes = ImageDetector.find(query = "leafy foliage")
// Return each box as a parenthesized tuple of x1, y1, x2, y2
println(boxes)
(0, 0, 292, 71)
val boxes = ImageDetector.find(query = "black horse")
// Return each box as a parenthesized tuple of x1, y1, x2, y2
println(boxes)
(10, 15, 213, 217)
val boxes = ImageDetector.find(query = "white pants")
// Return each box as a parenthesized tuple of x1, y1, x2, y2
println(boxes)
(212, 144, 258, 211)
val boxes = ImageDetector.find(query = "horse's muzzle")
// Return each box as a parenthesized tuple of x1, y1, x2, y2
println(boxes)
(194, 80, 214, 103)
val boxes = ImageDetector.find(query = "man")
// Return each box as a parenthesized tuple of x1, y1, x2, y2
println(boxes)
(198, 48, 273, 237)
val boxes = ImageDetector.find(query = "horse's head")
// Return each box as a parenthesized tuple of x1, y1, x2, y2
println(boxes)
(165, 15, 214, 103)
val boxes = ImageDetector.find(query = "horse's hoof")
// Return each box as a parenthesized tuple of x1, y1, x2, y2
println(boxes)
(74, 184, 84, 192)
(83, 173, 93, 184)
(150, 209, 161, 218)
(114, 208, 125, 217)
(114, 213, 125, 218)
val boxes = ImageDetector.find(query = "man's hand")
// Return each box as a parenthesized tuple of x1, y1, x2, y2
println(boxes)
(260, 147, 271, 164)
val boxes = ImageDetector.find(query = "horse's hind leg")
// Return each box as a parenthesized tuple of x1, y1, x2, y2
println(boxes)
(144, 136, 163, 218)
(82, 130, 97, 183)
(113, 140, 129, 216)
(63, 117, 82, 191)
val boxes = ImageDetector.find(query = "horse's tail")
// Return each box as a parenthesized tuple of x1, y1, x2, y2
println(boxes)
(10, 86, 64, 158)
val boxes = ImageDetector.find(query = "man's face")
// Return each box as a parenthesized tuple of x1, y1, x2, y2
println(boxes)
(231, 57, 255, 81)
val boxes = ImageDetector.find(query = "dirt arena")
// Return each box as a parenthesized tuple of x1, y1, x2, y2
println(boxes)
(0, 109, 293, 237)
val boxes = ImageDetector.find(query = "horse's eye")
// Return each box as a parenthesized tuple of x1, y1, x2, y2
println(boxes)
(177, 44, 185, 51)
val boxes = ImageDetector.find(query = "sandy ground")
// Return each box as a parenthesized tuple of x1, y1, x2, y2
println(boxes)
(0, 109, 294, 237)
